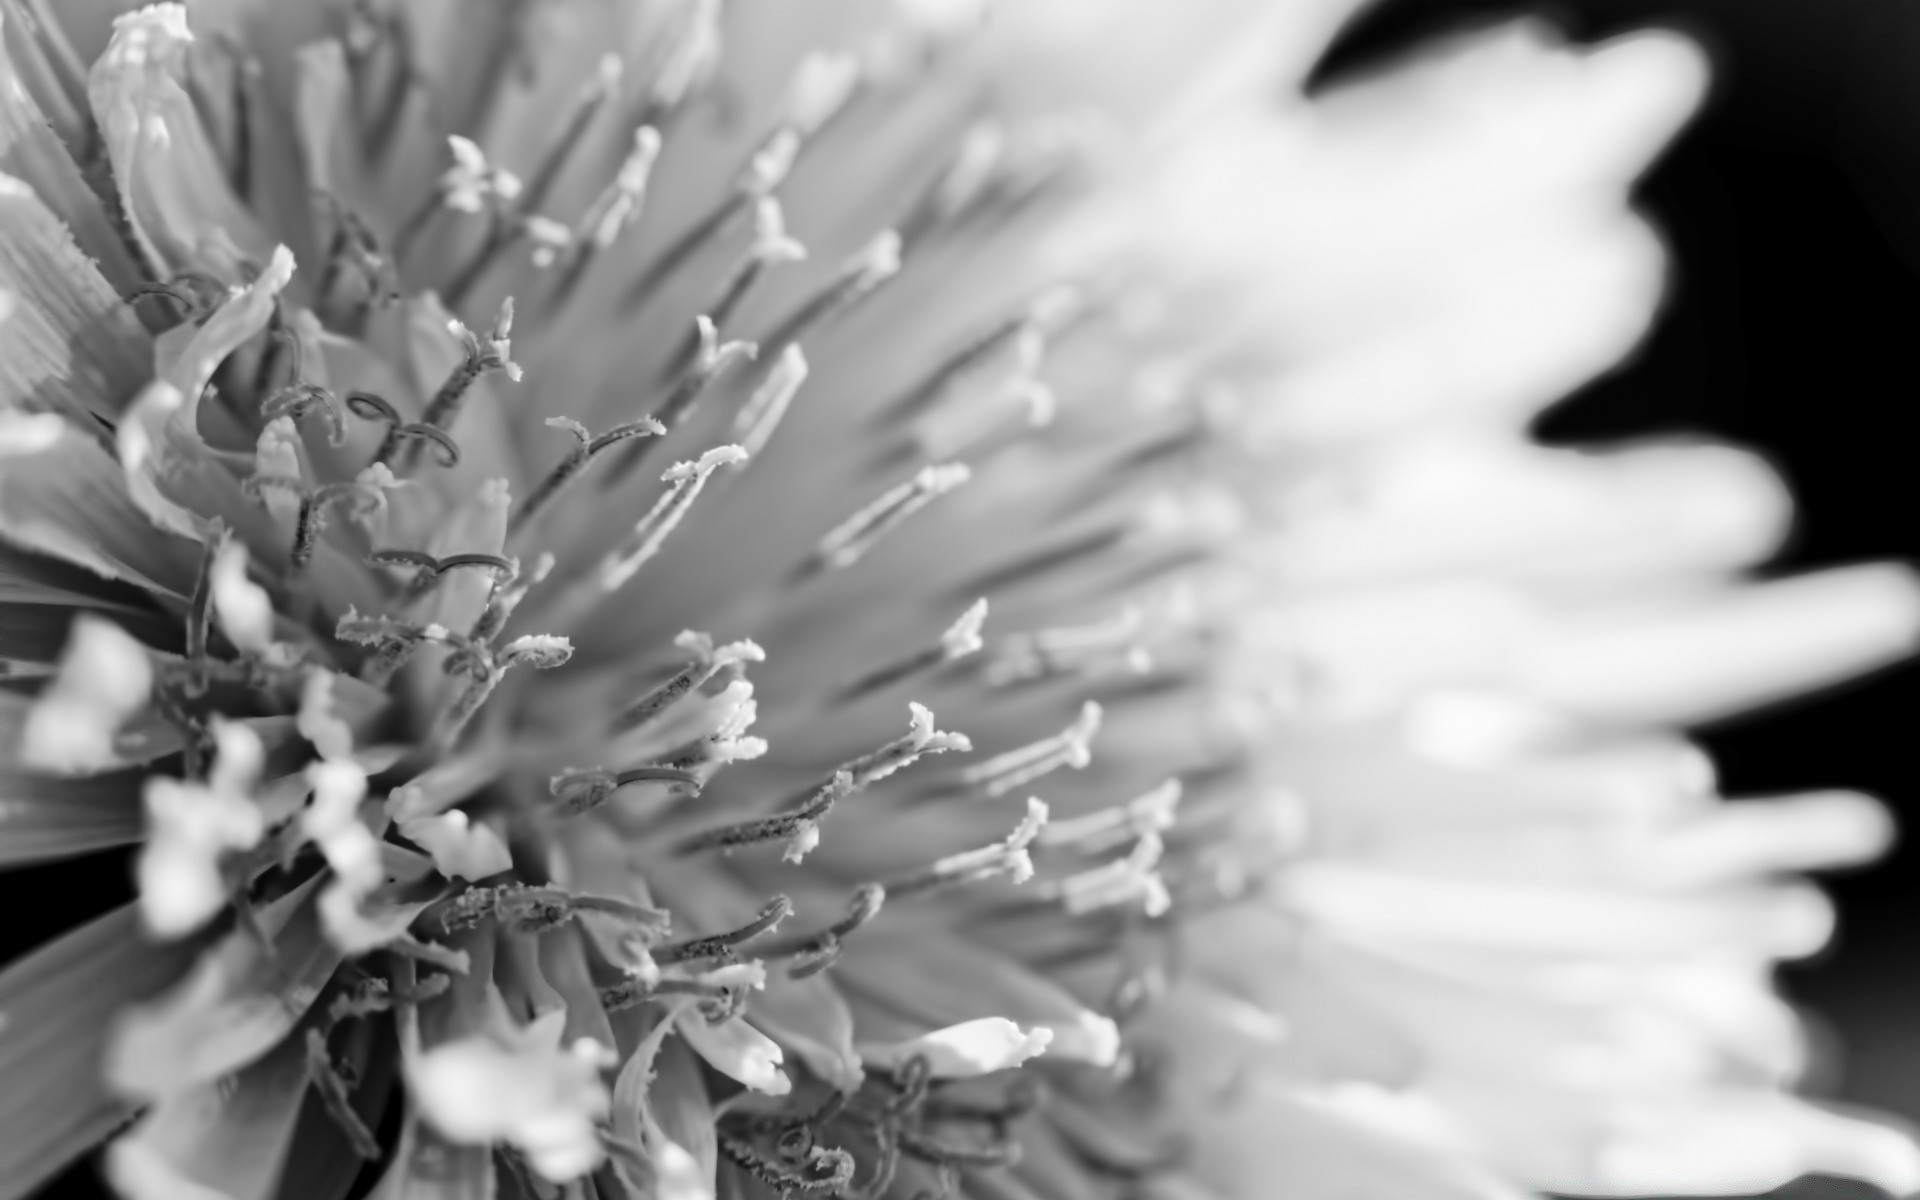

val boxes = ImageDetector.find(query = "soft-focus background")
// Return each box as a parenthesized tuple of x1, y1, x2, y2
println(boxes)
(1323, 0, 1920, 1176)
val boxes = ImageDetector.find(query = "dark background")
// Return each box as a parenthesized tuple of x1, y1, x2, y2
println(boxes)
(1322, 0, 1920, 1159)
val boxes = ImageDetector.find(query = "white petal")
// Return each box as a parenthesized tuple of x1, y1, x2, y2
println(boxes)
(860, 1018, 1053, 1079)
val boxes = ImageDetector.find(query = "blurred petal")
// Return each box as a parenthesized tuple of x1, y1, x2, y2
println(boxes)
(0, 905, 198, 1200)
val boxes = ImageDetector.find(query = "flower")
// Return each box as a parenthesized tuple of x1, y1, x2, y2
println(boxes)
(0, 3, 1916, 1200)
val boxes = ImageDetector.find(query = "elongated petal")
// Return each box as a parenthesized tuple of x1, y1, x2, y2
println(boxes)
(0, 765, 143, 867)
(104, 1031, 310, 1200)
(104, 878, 339, 1102)
(0, 904, 199, 1200)
(1516, 565, 1920, 725)
(0, 173, 150, 419)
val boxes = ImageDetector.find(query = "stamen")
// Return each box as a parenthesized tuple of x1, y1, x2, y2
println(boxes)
(757, 229, 902, 355)
(719, 1133, 856, 1195)
(882, 797, 1049, 900)
(634, 0, 721, 121)
(367, 548, 518, 600)
(603, 318, 756, 491)
(430, 632, 573, 747)
(663, 199, 807, 379)
(518, 54, 624, 216)
(798, 462, 970, 578)
(897, 1128, 1021, 1170)
(833, 598, 987, 704)
(396, 135, 522, 252)
(1039, 780, 1183, 855)
(878, 287, 1076, 425)
(546, 765, 703, 816)
(836, 702, 972, 792)
(258, 328, 350, 446)
(654, 895, 793, 965)
(986, 606, 1153, 686)
(613, 631, 765, 733)
(593, 445, 749, 594)
(346, 390, 462, 468)
(314, 194, 400, 313)
(780, 52, 862, 139)
(244, 472, 371, 573)
(468, 553, 553, 644)
(183, 530, 223, 692)
(678, 705, 968, 861)
(385, 299, 520, 471)
(898, 121, 1005, 246)
(1041, 832, 1171, 917)
(305, 1029, 380, 1159)
(124, 272, 228, 324)
(619, 128, 796, 312)
(734, 345, 809, 459)
(437, 883, 669, 937)
(674, 770, 854, 859)
(757, 885, 888, 978)
(957, 701, 1103, 798)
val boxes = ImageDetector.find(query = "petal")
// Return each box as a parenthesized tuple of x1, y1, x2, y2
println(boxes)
(362, 1114, 493, 1200)
(86, 4, 273, 280)
(116, 244, 295, 544)
(103, 877, 340, 1102)
(748, 972, 865, 1093)
(859, 1017, 1053, 1079)
(18, 614, 153, 775)
(0, 904, 199, 1200)
(677, 1014, 791, 1095)
(0, 173, 150, 419)
(1515, 565, 1920, 725)
(0, 764, 143, 867)
(103, 1031, 309, 1200)
(1586, 1095, 1920, 1197)
(0, 411, 199, 595)
(836, 928, 1120, 1066)
(1, 14, 145, 293)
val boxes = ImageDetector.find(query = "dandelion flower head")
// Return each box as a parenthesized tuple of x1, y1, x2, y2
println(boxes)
(1, 2, 1918, 1200)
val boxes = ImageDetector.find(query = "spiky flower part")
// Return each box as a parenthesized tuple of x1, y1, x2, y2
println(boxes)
(1, 4, 1918, 1200)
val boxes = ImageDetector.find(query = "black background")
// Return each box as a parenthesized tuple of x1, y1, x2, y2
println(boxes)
(15, 1, 1920, 1196)
(1320, 0, 1920, 1164)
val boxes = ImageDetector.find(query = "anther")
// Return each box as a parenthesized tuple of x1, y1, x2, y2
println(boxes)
(833, 599, 987, 703)
(957, 701, 1103, 798)
(797, 462, 970, 579)
(549, 126, 662, 308)
(653, 895, 793, 965)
